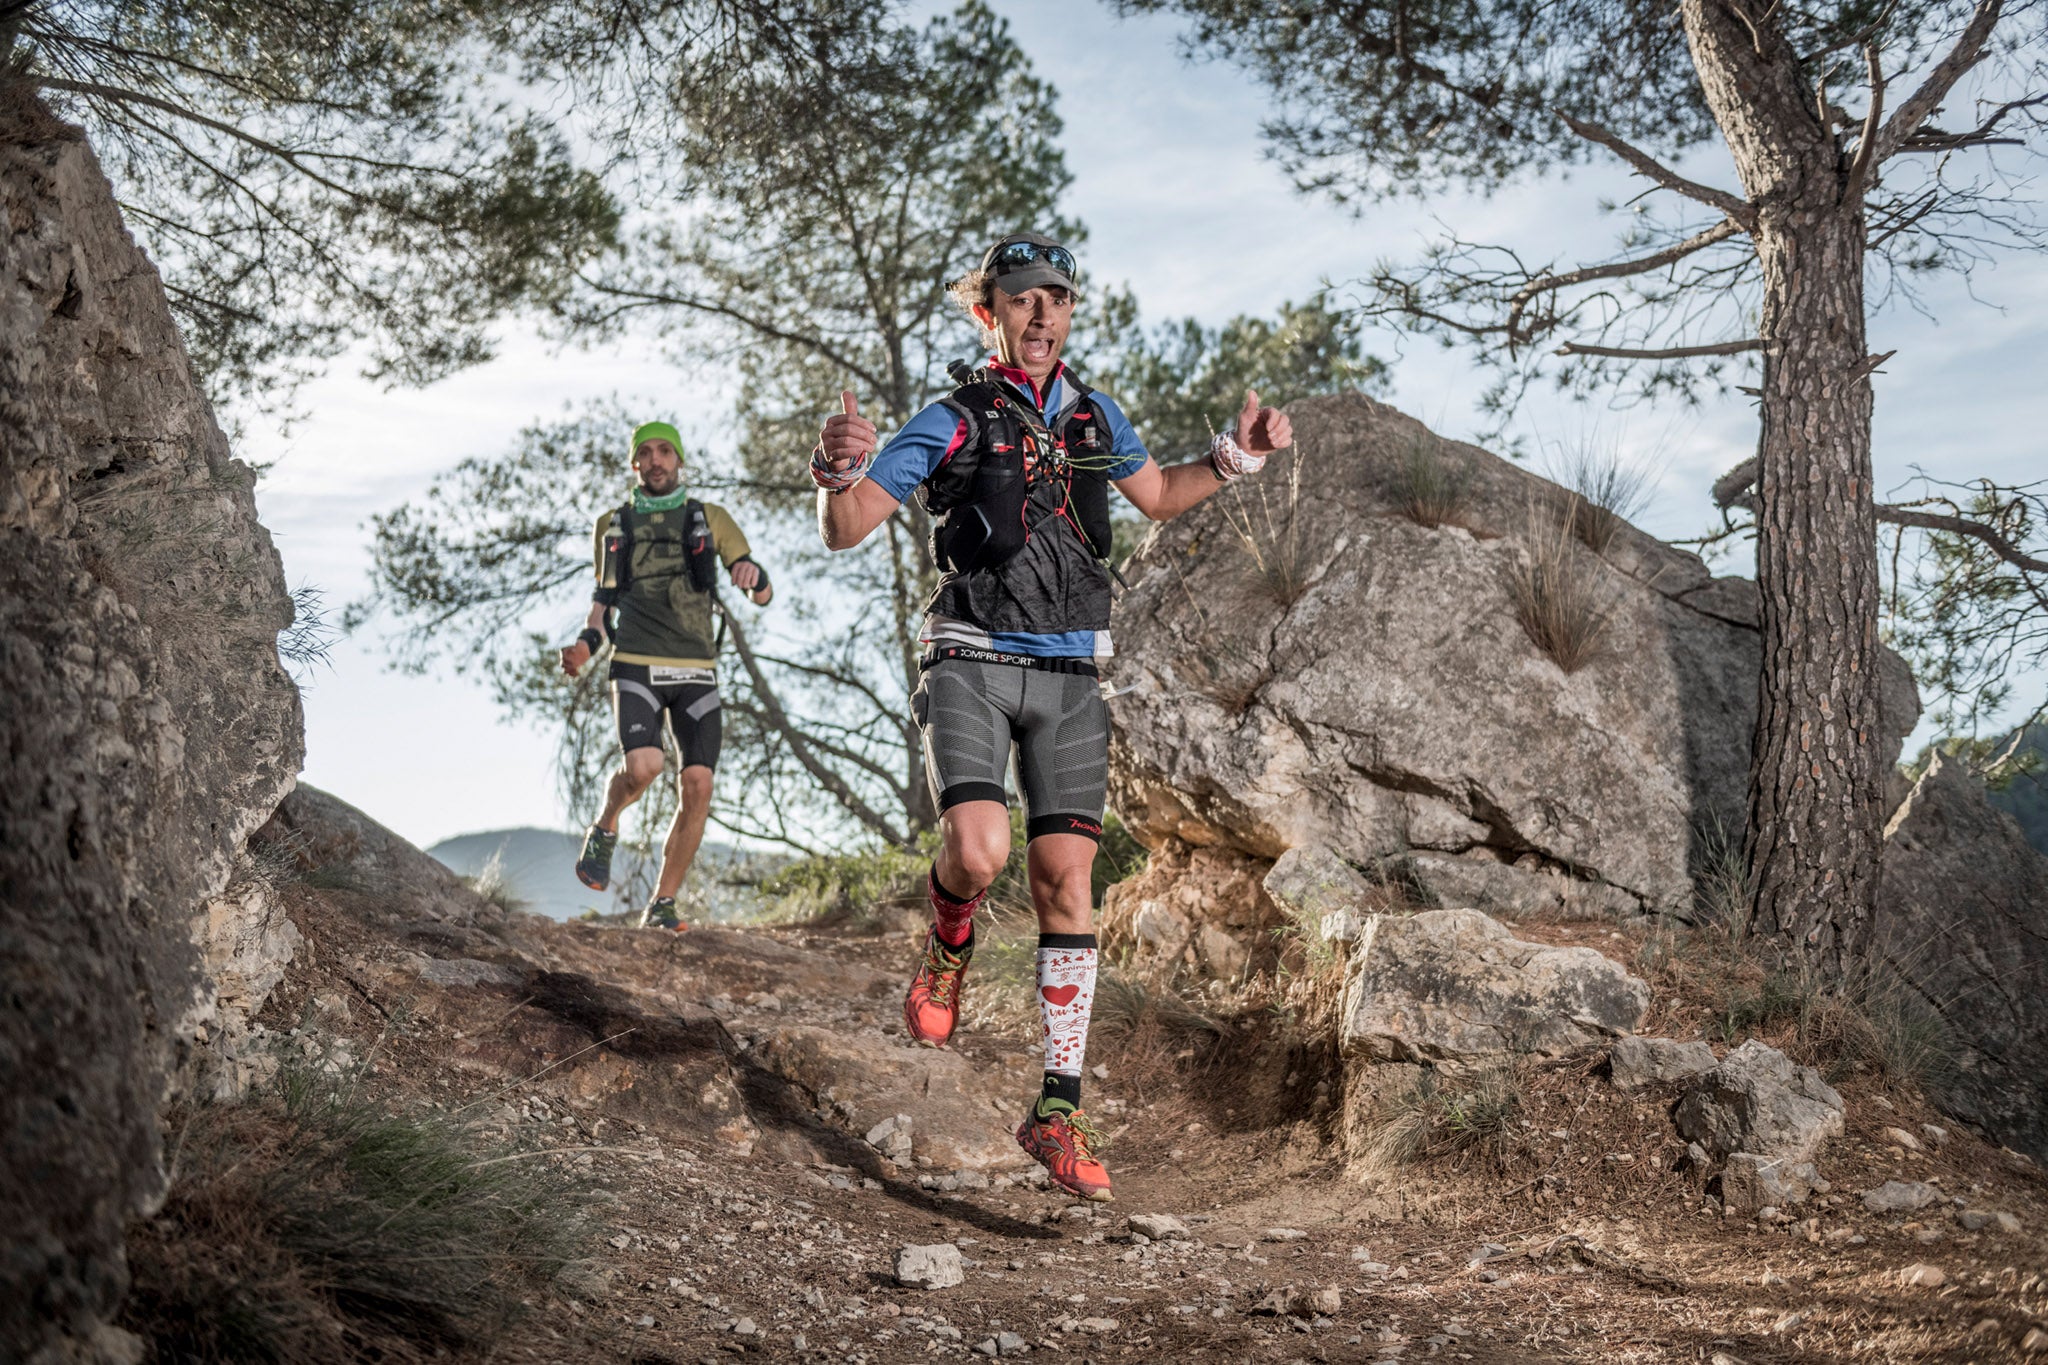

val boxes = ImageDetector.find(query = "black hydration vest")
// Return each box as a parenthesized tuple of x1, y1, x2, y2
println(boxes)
(918, 368, 1117, 634)
(607, 497, 719, 596)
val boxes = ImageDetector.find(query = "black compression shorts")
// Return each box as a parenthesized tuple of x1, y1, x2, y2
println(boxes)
(609, 661, 722, 770)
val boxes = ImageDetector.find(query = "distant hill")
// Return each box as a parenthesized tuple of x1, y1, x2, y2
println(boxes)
(426, 826, 785, 922)
(1986, 725, 2048, 857)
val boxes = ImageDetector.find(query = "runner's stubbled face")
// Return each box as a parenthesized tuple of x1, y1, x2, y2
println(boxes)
(633, 439, 682, 495)
(975, 284, 1073, 387)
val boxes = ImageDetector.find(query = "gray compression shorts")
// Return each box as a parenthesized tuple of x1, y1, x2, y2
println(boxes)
(911, 655, 1108, 842)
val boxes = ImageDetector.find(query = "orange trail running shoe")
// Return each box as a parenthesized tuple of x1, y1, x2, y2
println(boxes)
(1016, 1099, 1114, 1203)
(903, 930, 971, 1047)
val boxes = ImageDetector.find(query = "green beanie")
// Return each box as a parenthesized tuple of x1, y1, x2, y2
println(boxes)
(630, 421, 684, 464)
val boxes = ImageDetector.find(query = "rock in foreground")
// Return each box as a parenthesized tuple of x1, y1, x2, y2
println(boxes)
(1341, 909, 1649, 1065)
(1610, 1036, 1719, 1090)
(1, 101, 302, 1363)
(895, 1243, 965, 1290)
(1676, 1040, 1844, 1162)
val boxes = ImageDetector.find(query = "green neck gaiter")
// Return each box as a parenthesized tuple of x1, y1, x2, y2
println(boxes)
(631, 484, 690, 514)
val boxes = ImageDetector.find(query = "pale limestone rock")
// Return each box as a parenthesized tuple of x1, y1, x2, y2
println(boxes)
(1721, 1154, 1819, 1215)
(1863, 1180, 1942, 1214)
(1107, 398, 1920, 934)
(894, 1243, 964, 1290)
(1676, 1040, 1844, 1162)
(1610, 1036, 1718, 1089)
(1127, 1213, 1189, 1241)
(1341, 909, 1648, 1065)
(1263, 845, 1372, 923)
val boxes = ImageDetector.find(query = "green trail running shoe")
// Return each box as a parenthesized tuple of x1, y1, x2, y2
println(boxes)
(575, 824, 618, 891)
(640, 896, 685, 932)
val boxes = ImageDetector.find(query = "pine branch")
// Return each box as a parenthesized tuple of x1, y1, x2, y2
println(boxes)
(1555, 337, 1762, 360)
(1870, 0, 2005, 165)
(1558, 113, 1756, 228)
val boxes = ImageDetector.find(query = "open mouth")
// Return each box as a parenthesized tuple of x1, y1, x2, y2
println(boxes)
(1021, 336, 1055, 363)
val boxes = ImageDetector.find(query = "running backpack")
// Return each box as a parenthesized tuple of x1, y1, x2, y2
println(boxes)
(607, 498, 720, 595)
(922, 369, 1115, 575)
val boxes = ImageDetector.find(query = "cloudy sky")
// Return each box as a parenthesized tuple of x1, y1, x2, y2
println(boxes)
(247, 0, 2048, 850)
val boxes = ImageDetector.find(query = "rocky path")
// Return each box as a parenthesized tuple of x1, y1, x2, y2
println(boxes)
(255, 868, 2048, 1365)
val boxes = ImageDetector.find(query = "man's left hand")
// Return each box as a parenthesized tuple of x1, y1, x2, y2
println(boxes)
(730, 560, 771, 604)
(1234, 388, 1294, 455)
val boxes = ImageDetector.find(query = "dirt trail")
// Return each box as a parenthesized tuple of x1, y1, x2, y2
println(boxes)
(258, 882, 2048, 1365)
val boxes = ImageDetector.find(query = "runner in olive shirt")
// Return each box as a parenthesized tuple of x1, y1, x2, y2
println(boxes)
(559, 422, 772, 929)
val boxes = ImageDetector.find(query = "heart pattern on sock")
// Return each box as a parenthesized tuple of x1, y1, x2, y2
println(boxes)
(1037, 943, 1097, 1081)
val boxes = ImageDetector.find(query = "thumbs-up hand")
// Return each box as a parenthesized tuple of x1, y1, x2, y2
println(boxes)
(812, 390, 879, 491)
(1234, 388, 1293, 456)
(1210, 388, 1288, 482)
(820, 391, 877, 469)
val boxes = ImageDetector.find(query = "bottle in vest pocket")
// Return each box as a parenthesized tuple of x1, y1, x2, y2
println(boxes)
(604, 518, 629, 585)
(685, 501, 718, 592)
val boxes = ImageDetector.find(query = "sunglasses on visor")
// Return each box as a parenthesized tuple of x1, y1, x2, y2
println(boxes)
(986, 240, 1077, 279)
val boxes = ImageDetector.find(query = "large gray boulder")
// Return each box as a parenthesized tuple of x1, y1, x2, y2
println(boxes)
(1105, 396, 1917, 949)
(1340, 909, 1649, 1065)
(1, 105, 302, 1360)
(1878, 753, 2048, 1162)
(1675, 1040, 1844, 1162)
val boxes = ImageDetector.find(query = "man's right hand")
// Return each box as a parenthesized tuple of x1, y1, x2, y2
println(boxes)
(560, 641, 592, 676)
(814, 391, 878, 480)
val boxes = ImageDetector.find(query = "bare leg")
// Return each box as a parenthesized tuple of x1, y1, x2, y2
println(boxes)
(653, 765, 715, 900)
(1025, 833, 1098, 936)
(935, 799, 1012, 899)
(597, 747, 666, 831)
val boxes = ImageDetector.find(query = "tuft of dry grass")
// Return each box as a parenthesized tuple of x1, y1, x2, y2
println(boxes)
(123, 1039, 591, 1363)
(1217, 445, 1311, 607)
(1636, 913, 1958, 1096)
(1547, 441, 1654, 554)
(465, 850, 530, 914)
(1393, 435, 1473, 529)
(1351, 1064, 1526, 1189)
(1507, 502, 1617, 673)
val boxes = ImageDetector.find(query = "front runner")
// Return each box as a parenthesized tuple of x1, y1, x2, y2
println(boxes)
(810, 233, 1292, 1201)
(560, 421, 773, 929)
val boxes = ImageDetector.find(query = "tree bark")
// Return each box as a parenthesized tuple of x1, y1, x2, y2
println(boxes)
(1682, 0, 1888, 973)
(1747, 206, 1886, 971)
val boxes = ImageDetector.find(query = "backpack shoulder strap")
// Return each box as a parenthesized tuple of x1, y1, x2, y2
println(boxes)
(937, 378, 1010, 458)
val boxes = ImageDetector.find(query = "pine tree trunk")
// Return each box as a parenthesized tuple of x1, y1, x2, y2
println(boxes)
(1747, 205, 1887, 972)
(1680, 0, 1888, 974)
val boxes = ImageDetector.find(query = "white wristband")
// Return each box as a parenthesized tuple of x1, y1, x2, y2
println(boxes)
(1208, 429, 1265, 482)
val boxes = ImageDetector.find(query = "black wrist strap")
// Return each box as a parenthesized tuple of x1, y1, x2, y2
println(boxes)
(577, 627, 603, 653)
